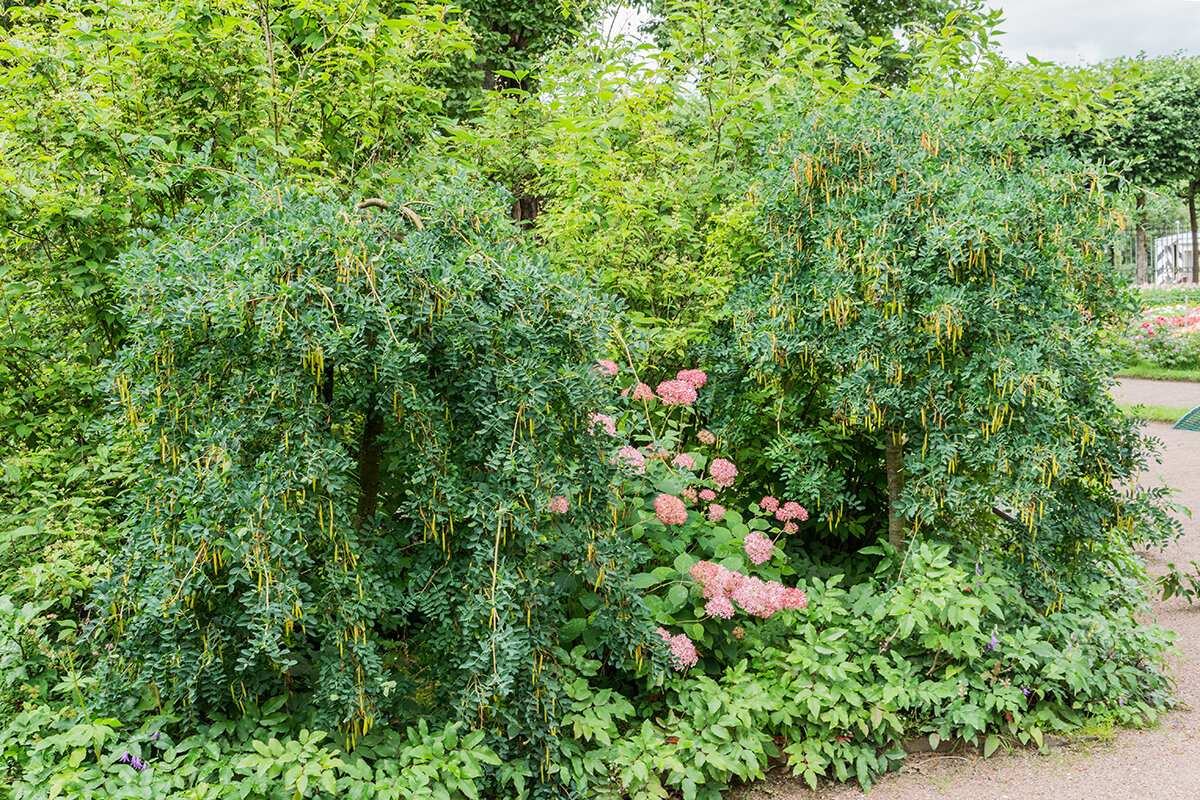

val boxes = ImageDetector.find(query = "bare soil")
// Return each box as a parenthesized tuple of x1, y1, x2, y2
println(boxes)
(735, 381, 1200, 800)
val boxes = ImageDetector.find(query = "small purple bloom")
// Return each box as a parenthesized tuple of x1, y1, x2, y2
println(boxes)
(150, 731, 159, 741)
(117, 751, 148, 771)
(1022, 686, 1031, 697)
(976, 564, 983, 576)
(984, 631, 1000, 651)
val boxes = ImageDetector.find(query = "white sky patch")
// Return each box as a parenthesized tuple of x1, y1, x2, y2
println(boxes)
(987, 0, 1200, 63)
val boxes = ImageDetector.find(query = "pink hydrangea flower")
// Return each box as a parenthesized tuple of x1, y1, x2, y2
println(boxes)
(731, 576, 776, 618)
(595, 359, 619, 377)
(760, 496, 780, 513)
(709, 458, 738, 488)
(782, 587, 809, 610)
(680, 487, 698, 503)
(783, 521, 798, 534)
(732, 625, 746, 639)
(697, 430, 716, 445)
(588, 413, 616, 436)
(672, 453, 696, 470)
(617, 445, 646, 474)
(548, 495, 569, 514)
(744, 532, 775, 564)
(654, 494, 688, 525)
(776, 501, 807, 521)
(632, 382, 655, 401)
(699, 488, 716, 502)
(676, 369, 708, 388)
(707, 503, 726, 522)
(656, 380, 698, 406)
(656, 627, 699, 671)
(705, 594, 736, 619)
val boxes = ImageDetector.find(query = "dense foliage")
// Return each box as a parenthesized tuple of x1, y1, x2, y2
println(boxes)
(0, 1, 1193, 798)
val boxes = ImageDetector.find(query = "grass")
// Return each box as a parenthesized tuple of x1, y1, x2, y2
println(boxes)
(1114, 363, 1200, 382)
(1135, 286, 1200, 310)
(1116, 403, 1193, 423)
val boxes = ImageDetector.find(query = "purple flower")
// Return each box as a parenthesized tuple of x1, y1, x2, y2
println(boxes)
(984, 631, 1000, 651)
(117, 751, 148, 771)
(1022, 686, 1032, 697)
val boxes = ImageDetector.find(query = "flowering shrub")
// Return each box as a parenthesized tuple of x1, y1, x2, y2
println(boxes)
(1103, 305, 1200, 370)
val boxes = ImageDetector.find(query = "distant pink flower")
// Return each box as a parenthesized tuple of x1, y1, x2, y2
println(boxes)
(548, 495, 569, 514)
(676, 369, 708, 388)
(680, 487, 698, 503)
(699, 488, 716, 502)
(656, 380, 698, 406)
(744, 532, 775, 564)
(760, 496, 780, 513)
(595, 359, 619, 377)
(632, 382, 655, 401)
(697, 430, 716, 445)
(783, 521, 798, 534)
(588, 413, 616, 436)
(709, 458, 738, 488)
(656, 627, 699, 670)
(707, 503, 726, 522)
(672, 453, 696, 470)
(654, 494, 688, 525)
(617, 445, 646, 474)
(705, 594, 736, 619)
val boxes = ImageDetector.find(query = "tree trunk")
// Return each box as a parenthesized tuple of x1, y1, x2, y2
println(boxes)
(355, 400, 384, 530)
(1135, 192, 1148, 284)
(885, 428, 906, 550)
(1190, 188, 1199, 283)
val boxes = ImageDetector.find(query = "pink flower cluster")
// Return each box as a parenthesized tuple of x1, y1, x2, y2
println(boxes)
(548, 495, 569, 514)
(697, 430, 716, 445)
(656, 380, 698, 406)
(690, 560, 808, 619)
(654, 493, 688, 525)
(588, 413, 617, 436)
(680, 487, 698, 503)
(709, 458, 738, 488)
(699, 488, 716, 502)
(617, 445, 646, 474)
(776, 501, 808, 522)
(760, 496, 779, 513)
(672, 453, 696, 470)
(595, 359, 619, 377)
(656, 627, 699, 670)
(676, 369, 708, 388)
(707, 503, 726, 522)
(631, 382, 654, 401)
(743, 532, 774, 564)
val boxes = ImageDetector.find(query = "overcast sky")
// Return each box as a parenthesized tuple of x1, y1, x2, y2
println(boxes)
(610, 2, 1200, 65)
(969, 1, 1200, 64)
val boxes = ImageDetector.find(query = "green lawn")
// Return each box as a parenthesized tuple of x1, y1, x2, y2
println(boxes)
(1116, 403, 1193, 423)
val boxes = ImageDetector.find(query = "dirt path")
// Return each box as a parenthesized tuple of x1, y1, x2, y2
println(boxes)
(739, 392, 1200, 800)
(1112, 378, 1200, 411)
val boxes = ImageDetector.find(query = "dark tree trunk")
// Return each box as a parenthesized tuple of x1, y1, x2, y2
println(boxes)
(1190, 188, 1199, 283)
(885, 428, 906, 550)
(1135, 192, 1148, 284)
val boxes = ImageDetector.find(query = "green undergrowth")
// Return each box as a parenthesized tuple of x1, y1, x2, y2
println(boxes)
(1, 542, 1173, 799)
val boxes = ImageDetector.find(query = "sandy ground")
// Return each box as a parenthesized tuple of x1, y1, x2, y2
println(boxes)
(735, 381, 1200, 800)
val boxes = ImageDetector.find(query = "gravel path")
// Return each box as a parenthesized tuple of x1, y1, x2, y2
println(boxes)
(738, 384, 1200, 800)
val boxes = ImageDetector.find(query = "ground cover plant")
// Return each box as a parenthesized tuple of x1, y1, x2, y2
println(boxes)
(0, 2, 1192, 799)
